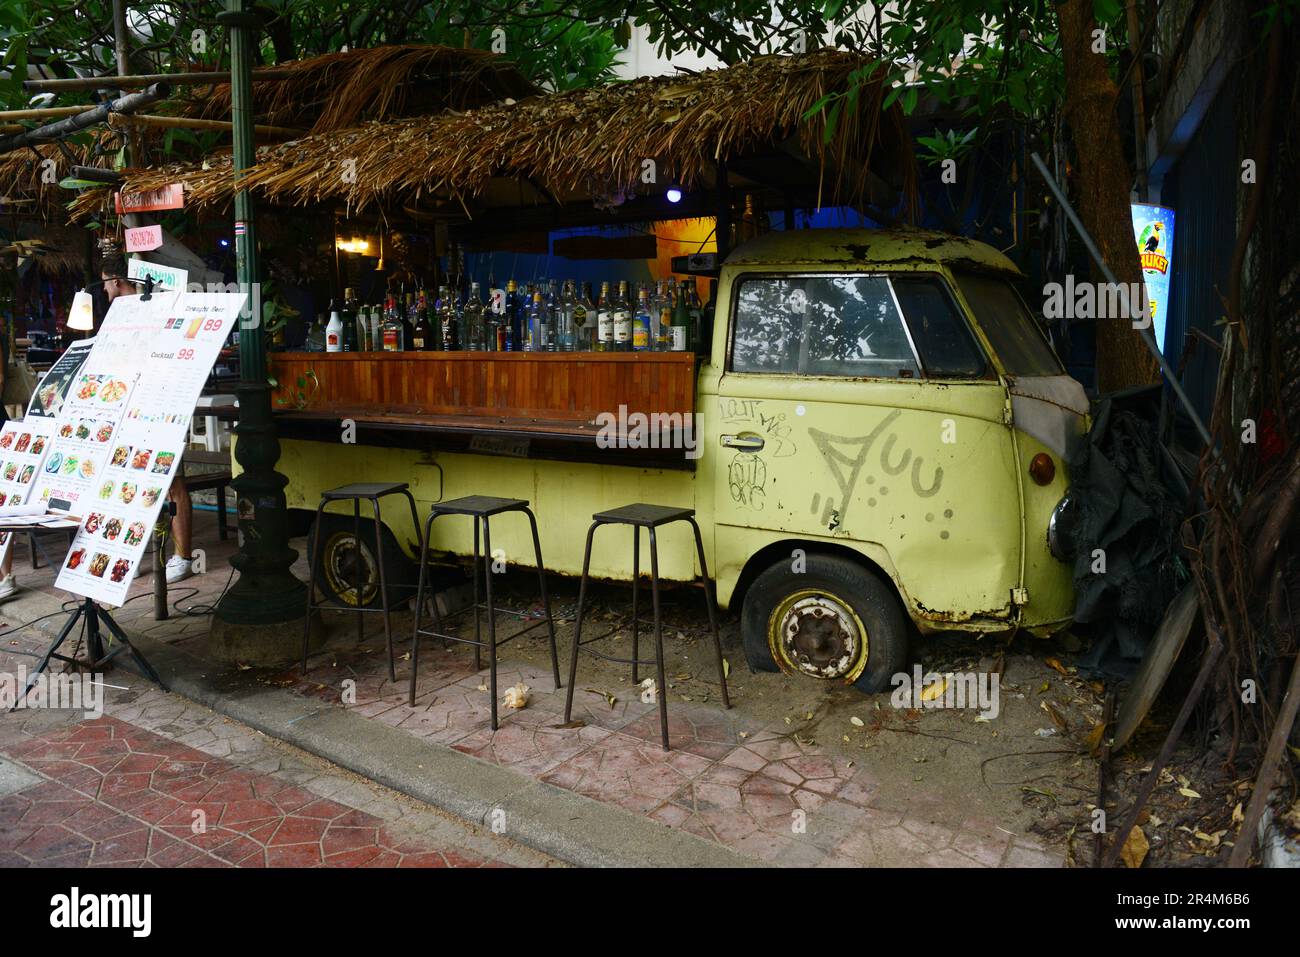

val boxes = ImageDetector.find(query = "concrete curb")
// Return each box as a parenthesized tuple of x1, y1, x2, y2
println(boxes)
(114, 631, 759, 869)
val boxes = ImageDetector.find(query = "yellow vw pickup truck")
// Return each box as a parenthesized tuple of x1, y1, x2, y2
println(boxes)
(261, 228, 1087, 693)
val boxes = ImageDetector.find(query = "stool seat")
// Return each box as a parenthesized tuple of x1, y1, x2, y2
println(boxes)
(432, 495, 529, 516)
(321, 481, 409, 500)
(593, 503, 695, 527)
(565, 503, 729, 750)
(408, 498, 561, 731)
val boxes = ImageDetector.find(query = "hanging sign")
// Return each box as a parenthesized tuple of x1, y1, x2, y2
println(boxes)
(124, 224, 164, 253)
(115, 183, 184, 214)
(127, 258, 187, 292)
(1131, 203, 1176, 353)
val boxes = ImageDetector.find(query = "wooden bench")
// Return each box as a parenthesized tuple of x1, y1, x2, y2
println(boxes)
(181, 449, 232, 540)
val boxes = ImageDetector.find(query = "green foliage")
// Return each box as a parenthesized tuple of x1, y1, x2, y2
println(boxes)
(0, 0, 622, 163)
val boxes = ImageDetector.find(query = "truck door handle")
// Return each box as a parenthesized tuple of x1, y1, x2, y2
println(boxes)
(721, 433, 765, 451)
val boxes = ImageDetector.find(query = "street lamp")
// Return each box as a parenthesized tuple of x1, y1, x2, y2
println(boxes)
(208, 0, 311, 663)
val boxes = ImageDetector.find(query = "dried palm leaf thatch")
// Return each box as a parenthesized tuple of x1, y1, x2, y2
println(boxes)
(72, 50, 916, 222)
(0, 142, 93, 220)
(193, 44, 539, 135)
(4, 224, 90, 276)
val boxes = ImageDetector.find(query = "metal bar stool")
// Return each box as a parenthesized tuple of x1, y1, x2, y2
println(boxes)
(563, 504, 731, 751)
(408, 495, 561, 731)
(301, 482, 422, 682)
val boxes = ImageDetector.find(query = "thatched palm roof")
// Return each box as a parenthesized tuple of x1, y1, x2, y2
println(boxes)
(70, 50, 916, 223)
(191, 44, 540, 135)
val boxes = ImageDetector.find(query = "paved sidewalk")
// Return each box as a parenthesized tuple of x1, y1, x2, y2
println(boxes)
(1, 510, 1078, 868)
(0, 553, 557, 867)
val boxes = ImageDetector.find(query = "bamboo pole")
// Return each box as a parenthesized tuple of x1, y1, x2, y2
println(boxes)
(0, 105, 91, 120)
(22, 69, 292, 92)
(0, 84, 169, 156)
(115, 113, 306, 138)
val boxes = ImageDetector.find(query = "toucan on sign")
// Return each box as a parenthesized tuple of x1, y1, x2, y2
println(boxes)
(1131, 203, 1175, 352)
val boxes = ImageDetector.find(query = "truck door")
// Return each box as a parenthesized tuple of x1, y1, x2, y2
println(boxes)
(703, 270, 1024, 628)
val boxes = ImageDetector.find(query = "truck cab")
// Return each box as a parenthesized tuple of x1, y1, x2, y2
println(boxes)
(698, 228, 1086, 690)
(270, 228, 1086, 694)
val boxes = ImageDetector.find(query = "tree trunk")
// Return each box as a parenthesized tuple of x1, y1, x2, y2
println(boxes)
(1056, 0, 1158, 392)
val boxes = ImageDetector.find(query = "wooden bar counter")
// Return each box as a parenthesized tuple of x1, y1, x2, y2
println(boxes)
(264, 350, 699, 469)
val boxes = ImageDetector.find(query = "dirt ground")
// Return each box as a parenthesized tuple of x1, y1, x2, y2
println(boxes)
(287, 568, 1137, 864)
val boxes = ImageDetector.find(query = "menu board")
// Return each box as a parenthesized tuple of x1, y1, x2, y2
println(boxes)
(29, 296, 161, 516)
(53, 290, 245, 606)
(0, 418, 57, 562)
(25, 337, 95, 420)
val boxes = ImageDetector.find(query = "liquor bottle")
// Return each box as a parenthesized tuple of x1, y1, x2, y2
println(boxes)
(528, 289, 545, 353)
(505, 279, 522, 351)
(305, 316, 326, 352)
(381, 296, 404, 351)
(595, 282, 612, 353)
(325, 303, 343, 353)
(612, 281, 632, 352)
(463, 282, 485, 350)
(656, 283, 673, 352)
(411, 290, 434, 351)
(632, 286, 651, 352)
(341, 288, 358, 352)
(671, 281, 692, 352)
(558, 280, 577, 352)
(402, 291, 415, 348)
(541, 280, 558, 351)
(368, 304, 381, 352)
(650, 280, 665, 350)
(440, 285, 460, 351)
(574, 282, 593, 351)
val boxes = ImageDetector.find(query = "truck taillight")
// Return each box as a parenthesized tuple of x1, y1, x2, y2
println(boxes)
(1029, 452, 1055, 486)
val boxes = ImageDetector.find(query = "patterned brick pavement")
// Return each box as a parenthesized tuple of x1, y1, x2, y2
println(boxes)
(0, 717, 504, 867)
(1, 511, 1070, 868)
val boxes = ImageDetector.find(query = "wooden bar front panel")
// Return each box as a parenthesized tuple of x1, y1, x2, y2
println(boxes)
(269, 351, 696, 420)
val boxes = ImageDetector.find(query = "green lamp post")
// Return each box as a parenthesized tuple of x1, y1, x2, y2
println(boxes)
(209, 0, 312, 662)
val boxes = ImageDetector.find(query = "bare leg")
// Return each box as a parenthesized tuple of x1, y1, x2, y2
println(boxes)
(168, 476, 192, 559)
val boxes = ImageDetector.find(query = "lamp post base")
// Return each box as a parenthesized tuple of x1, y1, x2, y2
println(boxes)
(209, 607, 323, 668)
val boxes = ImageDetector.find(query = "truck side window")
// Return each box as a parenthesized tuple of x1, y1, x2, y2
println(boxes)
(955, 273, 1064, 376)
(731, 275, 921, 379)
(890, 276, 988, 378)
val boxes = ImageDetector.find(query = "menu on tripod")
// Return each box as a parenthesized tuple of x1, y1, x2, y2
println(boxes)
(0, 418, 58, 562)
(49, 290, 246, 606)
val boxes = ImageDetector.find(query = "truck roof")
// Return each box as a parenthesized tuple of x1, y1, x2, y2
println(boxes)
(723, 228, 1023, 276)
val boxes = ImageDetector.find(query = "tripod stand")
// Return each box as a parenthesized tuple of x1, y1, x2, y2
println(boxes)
(12, 596, 166, 712)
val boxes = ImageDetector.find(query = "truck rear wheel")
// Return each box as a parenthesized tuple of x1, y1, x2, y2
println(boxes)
(306, 514, 415, 610)
(741, 554, 908, 693)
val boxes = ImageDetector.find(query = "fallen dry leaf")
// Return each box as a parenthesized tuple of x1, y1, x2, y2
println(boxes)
(920, 676, 948, 702)
(1120, 826, 1150, 868)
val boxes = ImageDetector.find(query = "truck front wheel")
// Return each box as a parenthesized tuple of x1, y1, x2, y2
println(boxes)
(741, 554, 908, 693)
(306, 514, 415, 610)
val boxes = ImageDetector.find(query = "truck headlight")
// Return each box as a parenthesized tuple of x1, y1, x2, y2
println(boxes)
(1047, 494, 1075, 562)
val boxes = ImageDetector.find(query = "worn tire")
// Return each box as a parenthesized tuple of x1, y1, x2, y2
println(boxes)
(306, 513, 416, 609)
(740, 554, 908, 693)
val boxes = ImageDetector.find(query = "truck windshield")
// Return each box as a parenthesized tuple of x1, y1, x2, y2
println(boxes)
(731, 275, 921, 378)
(955, 273, 1064, 377)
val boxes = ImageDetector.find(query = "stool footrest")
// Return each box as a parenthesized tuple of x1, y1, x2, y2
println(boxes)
(308, 601, 392, 615)
(414, 616, 549, 651)
(581, 647, 662, 668)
